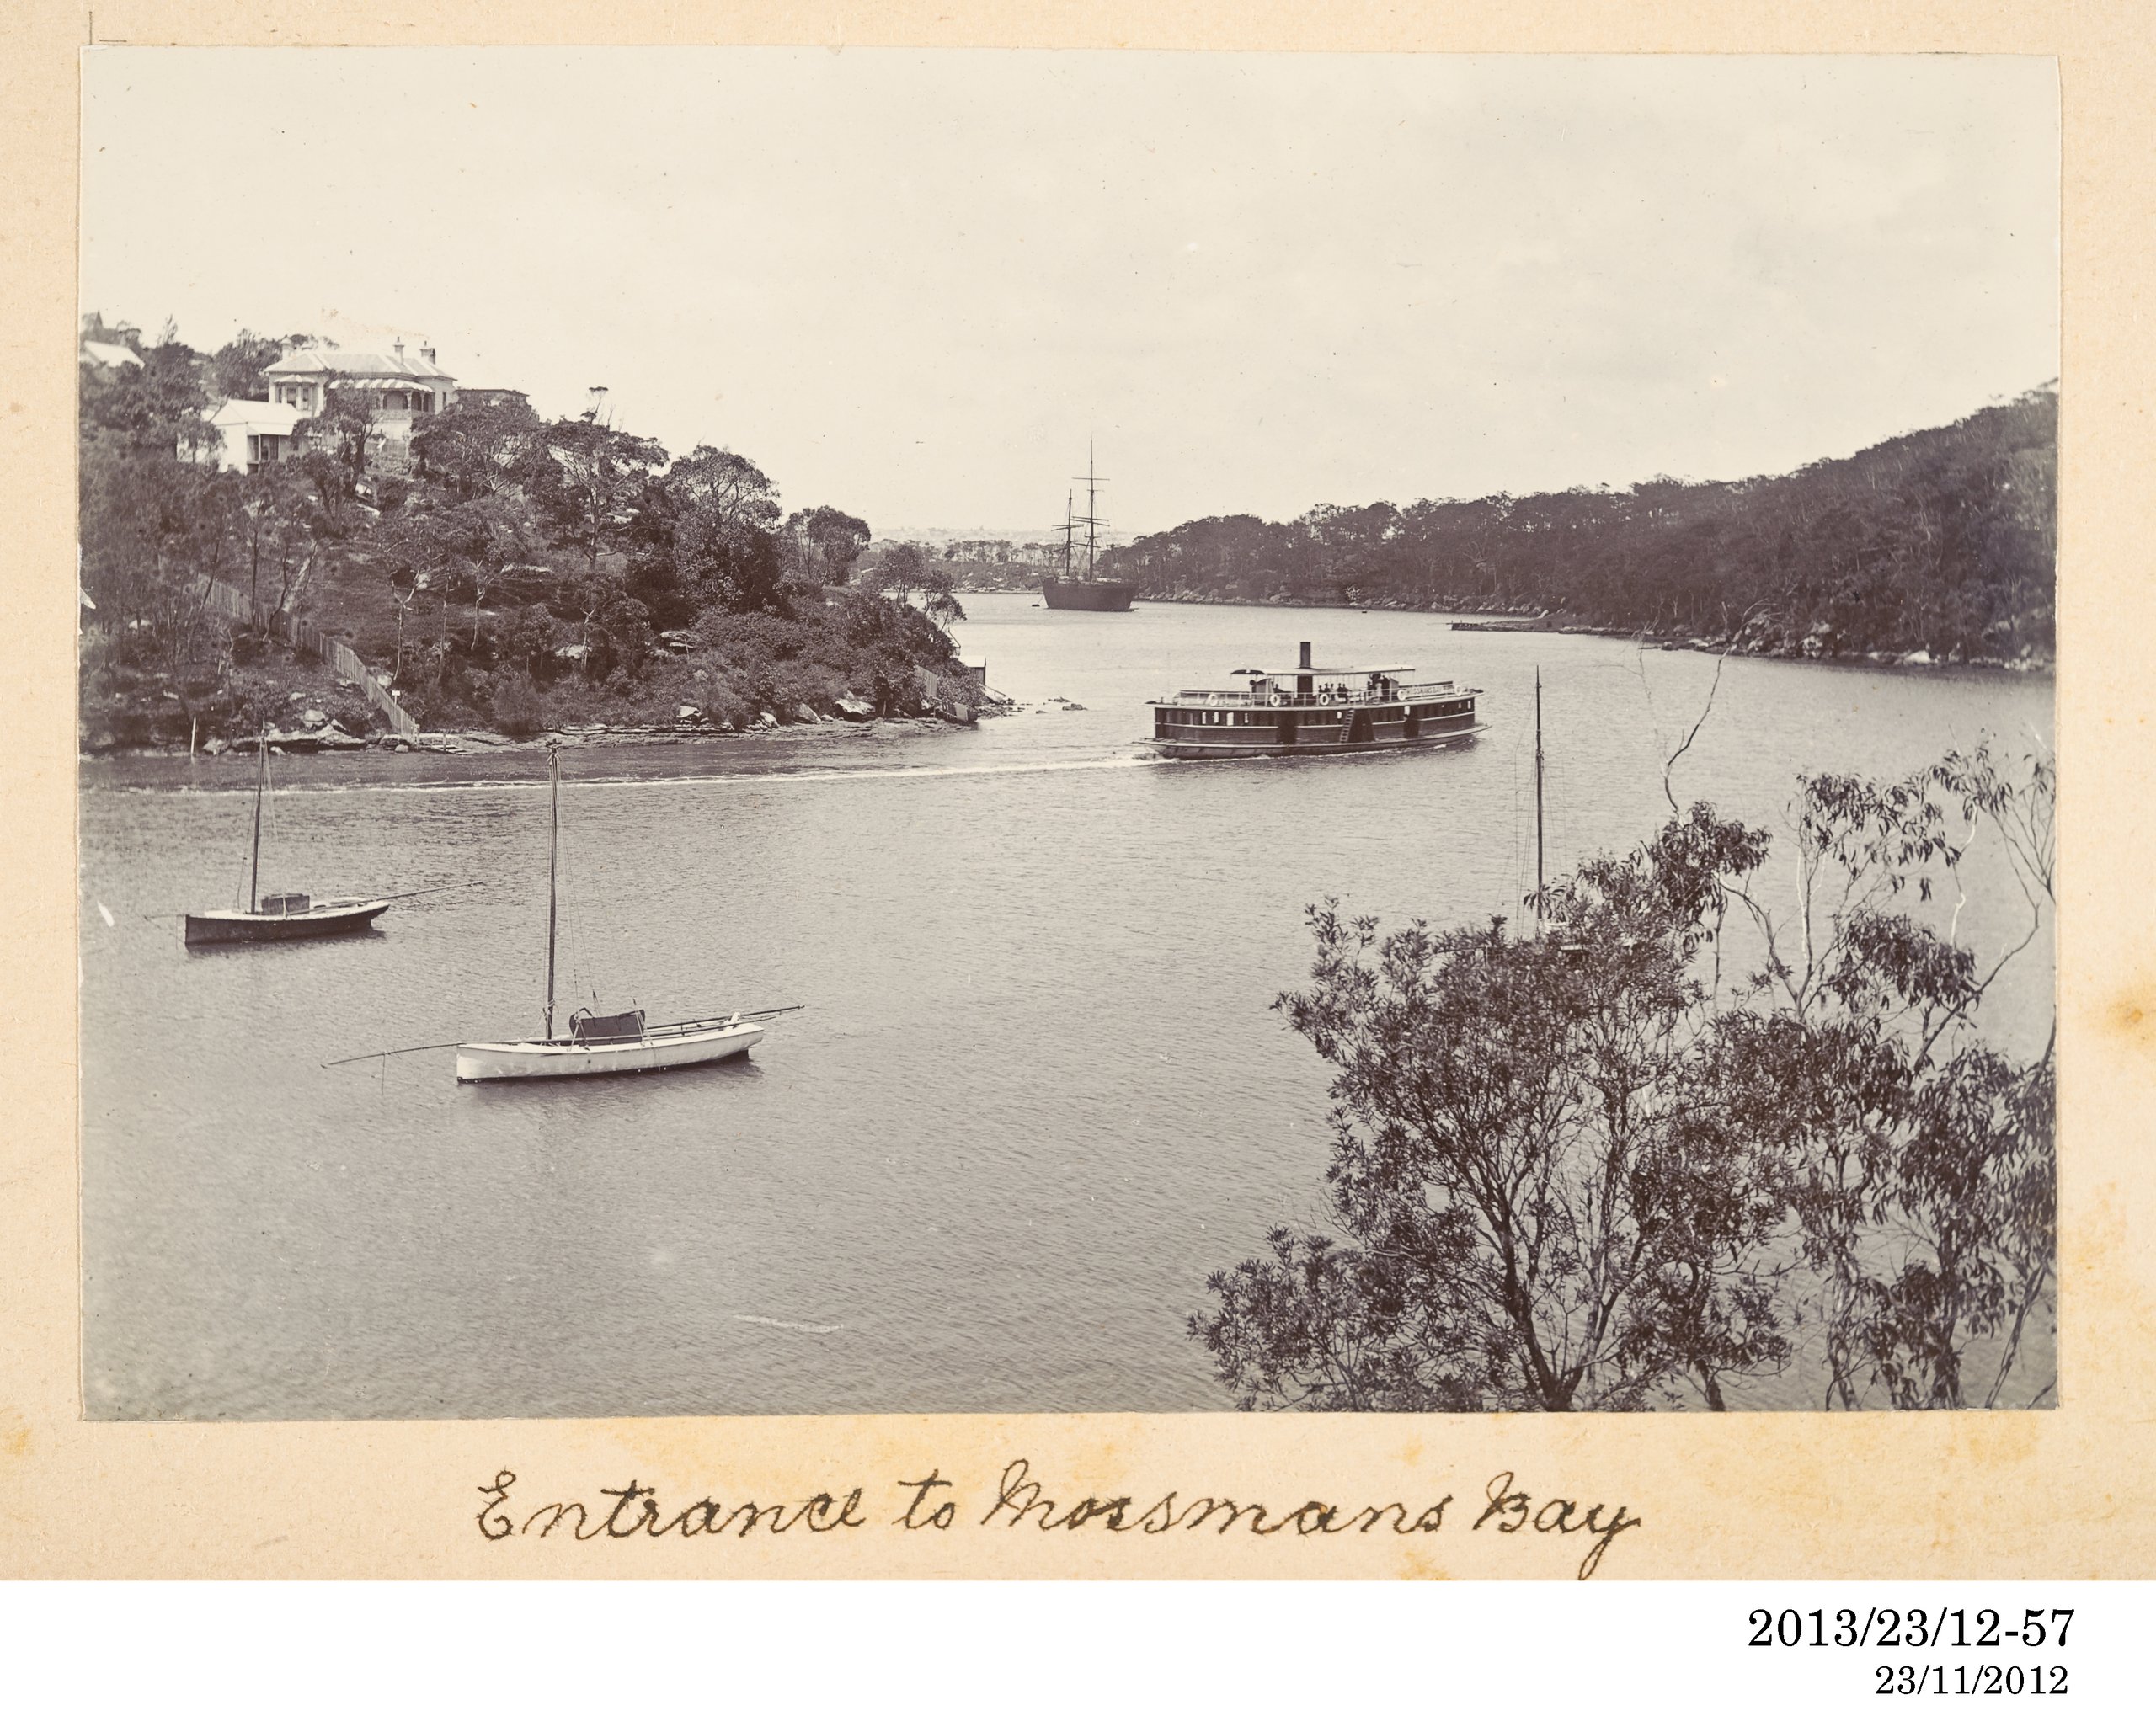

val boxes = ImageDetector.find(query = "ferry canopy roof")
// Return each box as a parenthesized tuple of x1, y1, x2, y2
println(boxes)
(1230, 664, 1417, 679)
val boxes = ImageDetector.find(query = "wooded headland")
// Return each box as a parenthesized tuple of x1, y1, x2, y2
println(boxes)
(77, 317, 979, 754)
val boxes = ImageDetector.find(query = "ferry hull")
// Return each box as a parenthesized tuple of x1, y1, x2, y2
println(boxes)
(456, 1021, 765, 1082)
(1042, 578, 1135, 612)
(184, 900, 390, 945)
(1151, 724, 1486, 761)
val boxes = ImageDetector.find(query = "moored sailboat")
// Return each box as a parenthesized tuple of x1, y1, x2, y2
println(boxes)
(184, 736, 391, 946)
(453, 745, 775, 1082)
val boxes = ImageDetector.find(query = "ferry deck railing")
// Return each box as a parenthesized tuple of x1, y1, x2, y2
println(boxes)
(1154, 680, 1461, 709)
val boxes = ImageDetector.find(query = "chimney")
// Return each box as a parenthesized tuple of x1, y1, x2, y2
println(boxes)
(393, 339, 405, 360)
(1299, 641, 1312, 669)
(420, 344, 436, 364)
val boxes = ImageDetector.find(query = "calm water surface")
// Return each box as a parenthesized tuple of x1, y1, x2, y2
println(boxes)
(79, 595, 2055, 1417)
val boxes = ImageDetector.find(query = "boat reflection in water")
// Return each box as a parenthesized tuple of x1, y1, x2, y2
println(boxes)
(1145, 641, 1484, 760)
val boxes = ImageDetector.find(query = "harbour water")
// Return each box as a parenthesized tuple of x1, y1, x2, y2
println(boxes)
(78, 594, 2055, 1417)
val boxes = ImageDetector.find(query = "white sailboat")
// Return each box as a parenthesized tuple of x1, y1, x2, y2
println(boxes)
(454, 745, 771, 1082)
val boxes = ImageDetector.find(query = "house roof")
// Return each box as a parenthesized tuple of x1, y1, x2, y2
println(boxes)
(263, 347, 456, 381)
(211, 398, 307, 433)
(79, 340, 144, 370)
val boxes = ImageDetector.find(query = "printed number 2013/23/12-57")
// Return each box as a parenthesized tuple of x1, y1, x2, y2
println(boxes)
(1749, 1607, 2074, 1650)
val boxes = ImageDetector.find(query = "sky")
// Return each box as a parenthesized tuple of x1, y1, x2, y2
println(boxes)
(80, 51, 2057, 540)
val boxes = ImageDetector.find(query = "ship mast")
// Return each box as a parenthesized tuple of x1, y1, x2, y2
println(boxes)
(1063, 492, 1074, 578)
(544, 744, 559, 1040)
(1533, 666, 1545, 938)
(1086, 442, 1097, 578)
(248, 732, 267, 914)
(1067, 443, 1108, 582)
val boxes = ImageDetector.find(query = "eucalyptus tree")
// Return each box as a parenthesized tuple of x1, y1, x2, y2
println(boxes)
(1193, 742, 2056, 1413)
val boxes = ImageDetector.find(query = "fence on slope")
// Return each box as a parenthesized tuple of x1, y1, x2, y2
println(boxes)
(201, 578, 420, 738)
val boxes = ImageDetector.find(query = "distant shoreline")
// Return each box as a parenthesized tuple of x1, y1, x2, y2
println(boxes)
(955, 588, 2055, 675)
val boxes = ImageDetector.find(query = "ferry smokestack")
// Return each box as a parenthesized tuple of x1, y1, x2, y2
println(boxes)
(1299, 641, 1312, 669)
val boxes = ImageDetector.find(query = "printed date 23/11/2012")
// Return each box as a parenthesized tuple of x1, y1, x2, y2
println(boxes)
(1749, 1607, 2074, 1650)
(1876, 1666, 2068, 1697)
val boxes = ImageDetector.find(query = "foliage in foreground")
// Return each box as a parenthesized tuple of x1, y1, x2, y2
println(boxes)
(1192, 741, 2056, 1412)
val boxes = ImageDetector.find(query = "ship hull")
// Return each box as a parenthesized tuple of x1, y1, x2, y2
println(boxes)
(1041, 577, 1134, 612)
(1151, 724, 1486, 761)
(184, 900, 390, 945)
(456, 1021, 765, 1082)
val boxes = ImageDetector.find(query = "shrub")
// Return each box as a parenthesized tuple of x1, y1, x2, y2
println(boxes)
(490, 669, 546, 739)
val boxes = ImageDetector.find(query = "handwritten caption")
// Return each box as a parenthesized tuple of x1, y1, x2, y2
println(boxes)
(476, 1460, 1641, 1580)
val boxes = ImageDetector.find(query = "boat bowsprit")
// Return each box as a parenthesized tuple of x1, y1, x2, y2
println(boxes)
(455, 1009, 765, 1083)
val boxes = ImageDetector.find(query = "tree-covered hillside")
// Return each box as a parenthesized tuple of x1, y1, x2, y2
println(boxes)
(1102, 388, 2056, 664)
(77, 317, 975, 750)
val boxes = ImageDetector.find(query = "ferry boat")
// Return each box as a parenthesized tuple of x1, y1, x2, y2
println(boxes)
(1147, 642, 1483, 760)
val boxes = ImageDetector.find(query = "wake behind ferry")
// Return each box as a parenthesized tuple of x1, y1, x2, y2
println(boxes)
(1147, 641, 1483, 760)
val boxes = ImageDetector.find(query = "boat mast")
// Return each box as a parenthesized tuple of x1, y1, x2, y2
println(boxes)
(1533, 666, 1545, 938)
(1085, 442, 1098, 578)
(1063, 492, 1074, 578)
(248, 732, 267, 914)
(544, 744, 559, 1040)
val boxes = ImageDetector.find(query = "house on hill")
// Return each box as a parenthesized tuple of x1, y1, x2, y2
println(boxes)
(79, 337, 144, 374)
(205, 397, 307, 476)
(78, 312, 145, 373)
(259, 338, 459, 472)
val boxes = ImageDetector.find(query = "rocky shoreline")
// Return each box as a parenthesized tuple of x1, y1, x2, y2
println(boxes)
(84, 670, 1018, 761)
(83, 706, 1003, 763)
(395, 709, 988, 757)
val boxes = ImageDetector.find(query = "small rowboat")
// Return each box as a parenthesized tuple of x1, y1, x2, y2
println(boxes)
(456, 1010, 764, 1082)
(185, 894, 391, 946)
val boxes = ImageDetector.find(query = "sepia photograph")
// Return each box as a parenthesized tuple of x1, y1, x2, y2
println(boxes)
(76, 47, 2058, 1425)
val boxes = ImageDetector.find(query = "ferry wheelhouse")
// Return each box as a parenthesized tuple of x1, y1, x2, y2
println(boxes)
(1147, 641, 1483, 760)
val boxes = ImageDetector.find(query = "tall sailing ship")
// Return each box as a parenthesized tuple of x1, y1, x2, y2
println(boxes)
(1041, 447, 1135, 612)
(1147, 641, 1483, 760)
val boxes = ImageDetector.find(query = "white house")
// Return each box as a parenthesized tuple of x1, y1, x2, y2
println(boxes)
(78, 338, 144, 374)
(200, 338, 461, 477)
(259, 340, 457, 469)
(205, 397, 307, 475)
